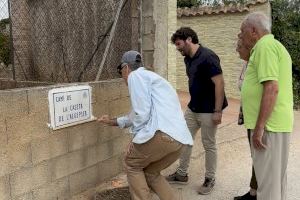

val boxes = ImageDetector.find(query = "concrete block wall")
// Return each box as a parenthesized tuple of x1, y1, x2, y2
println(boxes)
(0, 79, 131, 199)
(175, 2, 271, 99)
(0, 79, 53, 90)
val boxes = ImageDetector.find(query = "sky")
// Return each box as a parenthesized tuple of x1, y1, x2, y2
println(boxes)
(0, 0, 9, 20)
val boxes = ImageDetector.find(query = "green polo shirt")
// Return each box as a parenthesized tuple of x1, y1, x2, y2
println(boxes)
(241, 34, 294, 132)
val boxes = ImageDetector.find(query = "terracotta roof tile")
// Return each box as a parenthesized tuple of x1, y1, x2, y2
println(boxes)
(177, 0, 268, 17)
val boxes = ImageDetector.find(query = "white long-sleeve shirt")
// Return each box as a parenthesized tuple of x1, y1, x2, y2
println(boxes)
(117, 67, 193, 145)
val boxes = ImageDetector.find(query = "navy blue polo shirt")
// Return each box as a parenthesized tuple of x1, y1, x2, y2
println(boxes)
(184, 46, 228, 113)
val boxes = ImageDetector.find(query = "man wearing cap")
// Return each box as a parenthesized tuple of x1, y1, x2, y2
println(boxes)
(98, 50, 193, 200)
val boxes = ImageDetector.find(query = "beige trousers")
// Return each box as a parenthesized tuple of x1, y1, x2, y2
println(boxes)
(177, 108, 217, 179)
(250, 130, 290, 200)
(125, 131, 183, 200)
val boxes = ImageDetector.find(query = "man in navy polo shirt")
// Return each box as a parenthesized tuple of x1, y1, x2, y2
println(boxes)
(166, 27, 228, 195)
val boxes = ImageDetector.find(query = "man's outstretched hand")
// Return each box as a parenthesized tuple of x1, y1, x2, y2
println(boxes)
(97, 115, 117, 126)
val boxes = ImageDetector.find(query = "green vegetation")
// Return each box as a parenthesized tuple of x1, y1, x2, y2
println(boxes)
(177, 0, 200, 7)
(0, 18, 11, 66)
(271, 0, 300, 107)
(0, 18, 9, 30)
(177, 0, 247, 7)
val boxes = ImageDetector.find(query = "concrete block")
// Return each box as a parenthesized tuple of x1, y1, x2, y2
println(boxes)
(142, 34, 155, 51)
(91, 83, 104, 104)
(131, 0, 139, 18)
(144, 17, 155, 34)
(10, 162, 52, 197)
(28, 88, 50, 139)
(7, 113, 49, 145)
(86, 142, 112, 167)
(27, 88, 49, 116)
(104, 80, 122, 101)
(69, 165, 99, 196)
(11, 168, 32, 197)
(89, 135, 129, 168)
(131, 18, 140, 50)
(98, 126, 123, 144)
(0, 90, 29, 119)
(108, 98, 131, 117)
(12, 193, 33, 200)
(31, 132, 68, 165)
(92, 100, 109, 119)
(111, 136, 130, 156)
(143, 51, 154, 68)
(142, 0, 153, 17)
(0, 148, 9, 177)
(85, 145, 99, 167)
(32, 177, 69, 200)
(120, 82, 129, 98)
(97, 155, 123, 182)
(6, 116, 31, 145)
(68, 123, 98, 152)
(94, 80, 122, 102)
(0, 175, 10, 200)
(7, 142, 32, 172)
(0, 118, 7, 146)
(51, 150, 86, 180)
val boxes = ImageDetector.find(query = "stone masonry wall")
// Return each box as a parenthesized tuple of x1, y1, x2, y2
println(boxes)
(0, 79, 131, 200)
(167, 0, 178, 88)
(176, 2, 271, 99)
(142, 0, 177, 80)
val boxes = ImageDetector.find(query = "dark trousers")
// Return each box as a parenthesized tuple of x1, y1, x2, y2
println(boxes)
(247, 129, 258, 190)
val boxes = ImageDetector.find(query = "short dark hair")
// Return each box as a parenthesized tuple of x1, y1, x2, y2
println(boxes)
(171, 27, 199, 44)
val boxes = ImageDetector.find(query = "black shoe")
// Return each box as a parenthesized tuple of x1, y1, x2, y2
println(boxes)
(165, 172, 189, 185)
(234, 192, 256, 200)
(198, 177, 215, 195)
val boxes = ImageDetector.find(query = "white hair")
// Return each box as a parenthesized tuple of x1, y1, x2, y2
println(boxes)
(245, 12, 272, 33)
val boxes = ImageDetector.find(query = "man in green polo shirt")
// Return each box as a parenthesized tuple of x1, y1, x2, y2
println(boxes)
(238, 12, 293, 200)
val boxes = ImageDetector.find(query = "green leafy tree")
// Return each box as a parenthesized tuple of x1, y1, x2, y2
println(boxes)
(271, 0, 300, 107)
(0, 18, 9, 30)
(177, 0, 200, 7)
(0, 18, 11, 66)
(0, 32, 10, 66)
(177, 0, 249, 7)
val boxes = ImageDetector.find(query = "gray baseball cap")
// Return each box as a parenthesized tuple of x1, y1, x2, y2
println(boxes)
(117, 50, 142, 72)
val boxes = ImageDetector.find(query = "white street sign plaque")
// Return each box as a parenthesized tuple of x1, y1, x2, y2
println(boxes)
(48, 85, 95, 130)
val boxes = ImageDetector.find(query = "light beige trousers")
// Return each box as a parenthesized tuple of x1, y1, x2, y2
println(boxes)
(250, 130, 290, 200)
(125, 131, 184, 200)
(177, 108, 217, 179)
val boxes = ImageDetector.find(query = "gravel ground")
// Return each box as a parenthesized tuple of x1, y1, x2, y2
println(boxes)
(95, 187, 131, 200)
(77, 96, 300, 200)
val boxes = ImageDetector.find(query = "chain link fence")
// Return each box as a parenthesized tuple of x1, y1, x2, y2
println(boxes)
(0, 0, 140, 83)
